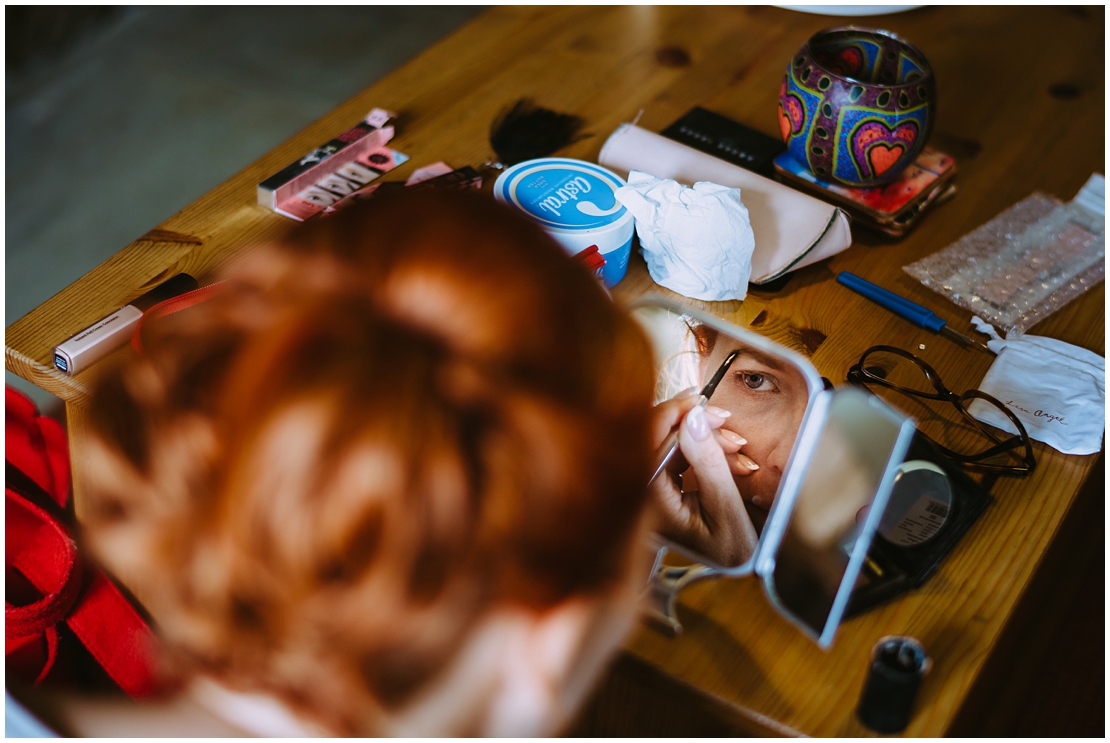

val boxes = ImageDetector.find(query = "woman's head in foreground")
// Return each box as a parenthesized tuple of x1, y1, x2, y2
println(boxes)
(82, 189, 656, 735)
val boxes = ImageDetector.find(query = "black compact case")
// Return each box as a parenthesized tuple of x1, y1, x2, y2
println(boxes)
(661, 106, 786, 178)
(846, 431, 994, 616)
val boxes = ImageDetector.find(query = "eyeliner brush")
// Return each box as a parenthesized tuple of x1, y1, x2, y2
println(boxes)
(648, 350, 741, 485)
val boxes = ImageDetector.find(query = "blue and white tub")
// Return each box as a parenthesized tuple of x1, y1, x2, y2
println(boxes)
(494, 158, 634, 288)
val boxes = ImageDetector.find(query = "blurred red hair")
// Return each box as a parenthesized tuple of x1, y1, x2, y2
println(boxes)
(82, 189, 655, 733)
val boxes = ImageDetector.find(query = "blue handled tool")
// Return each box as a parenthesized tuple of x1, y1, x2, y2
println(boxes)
(837, 272, 991, 353)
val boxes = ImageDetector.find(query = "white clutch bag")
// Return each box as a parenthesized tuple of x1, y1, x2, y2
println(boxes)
(599, 124, 852, 284)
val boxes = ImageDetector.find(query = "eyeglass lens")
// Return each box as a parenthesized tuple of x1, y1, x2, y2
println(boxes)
(858, 349, 945, 397)
(853, 348, 1033, 472)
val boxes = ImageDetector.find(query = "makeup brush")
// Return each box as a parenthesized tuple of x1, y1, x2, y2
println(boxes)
(648, 350, 741, 485)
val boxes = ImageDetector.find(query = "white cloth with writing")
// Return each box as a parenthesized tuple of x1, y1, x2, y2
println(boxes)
(615, 170, 755, 301)
(968, 317, 1105, 455)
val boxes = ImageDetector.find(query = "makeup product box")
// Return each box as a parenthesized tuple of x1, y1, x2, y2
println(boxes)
(661, 106, 786, 178)
(273, 148, 408, 221)
(258, 108, 403, 220)
(320, 165, 483, 216)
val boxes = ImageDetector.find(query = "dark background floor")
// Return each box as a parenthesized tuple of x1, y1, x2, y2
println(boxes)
(6, 6, 484, 410)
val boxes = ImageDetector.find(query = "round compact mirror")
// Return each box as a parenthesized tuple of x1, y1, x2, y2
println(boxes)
(877, 460, 952, 547)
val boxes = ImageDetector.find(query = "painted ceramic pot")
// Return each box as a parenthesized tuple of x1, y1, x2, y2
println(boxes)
(779, 27, 935, 187)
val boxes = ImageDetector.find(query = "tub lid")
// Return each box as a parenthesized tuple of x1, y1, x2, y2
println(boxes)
(494, 158, 630, 231)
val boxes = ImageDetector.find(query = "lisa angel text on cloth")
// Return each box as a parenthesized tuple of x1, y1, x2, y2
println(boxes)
(967, 319, 1105, 456)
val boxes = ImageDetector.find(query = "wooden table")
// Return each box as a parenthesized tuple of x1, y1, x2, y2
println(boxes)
(7, 5, 1103, 737)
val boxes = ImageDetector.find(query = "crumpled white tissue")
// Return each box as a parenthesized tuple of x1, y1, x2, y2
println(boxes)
(968, 317, 1105, 455)
(614, 170, 755, 301)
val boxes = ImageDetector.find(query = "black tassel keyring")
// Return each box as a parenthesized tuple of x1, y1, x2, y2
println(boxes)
(486, 98, 589, 169)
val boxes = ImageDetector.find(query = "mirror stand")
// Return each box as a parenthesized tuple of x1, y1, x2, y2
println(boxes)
(643, 546, 719, 635)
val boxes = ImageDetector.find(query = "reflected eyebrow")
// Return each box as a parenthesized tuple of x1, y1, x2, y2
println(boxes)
(726, 346, 791, 373)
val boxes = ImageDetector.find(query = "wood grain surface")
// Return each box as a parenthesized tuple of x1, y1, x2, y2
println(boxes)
(11, 5, 1103, 737)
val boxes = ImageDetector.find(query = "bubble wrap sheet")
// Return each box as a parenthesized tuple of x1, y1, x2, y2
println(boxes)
(904, 193, 1104, 336)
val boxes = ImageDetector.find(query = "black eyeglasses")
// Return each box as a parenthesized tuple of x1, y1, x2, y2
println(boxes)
(847, 345, 1036, 475)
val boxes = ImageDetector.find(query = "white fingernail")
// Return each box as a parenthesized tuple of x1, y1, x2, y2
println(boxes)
(685, 406, 710, 441)
(719, 429, 747, 446)
(736, 453, 759, 470)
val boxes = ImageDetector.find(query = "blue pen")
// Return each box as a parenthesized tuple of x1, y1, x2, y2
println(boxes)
(836, 272, 992, 353)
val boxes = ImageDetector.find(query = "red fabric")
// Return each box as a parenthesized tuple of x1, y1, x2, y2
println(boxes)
(5, 387, 68, 507)
(5, 387, 158, 697)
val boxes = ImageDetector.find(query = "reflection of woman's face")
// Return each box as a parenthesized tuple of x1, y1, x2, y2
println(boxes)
(699, 336, 809, 509)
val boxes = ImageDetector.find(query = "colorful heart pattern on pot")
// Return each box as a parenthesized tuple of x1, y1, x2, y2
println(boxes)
(779, 28, 935, 187)
(778, 79, 806, 142)
(834, 106, 928, 183)
(854, 120, 918, 178)
(868, 142, 904, 176)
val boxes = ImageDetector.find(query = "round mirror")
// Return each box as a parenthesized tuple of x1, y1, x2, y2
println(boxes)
(877, 460, 951, 547)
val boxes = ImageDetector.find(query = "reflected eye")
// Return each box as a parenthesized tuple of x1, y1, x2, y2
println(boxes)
(739, 372, 775, 391)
